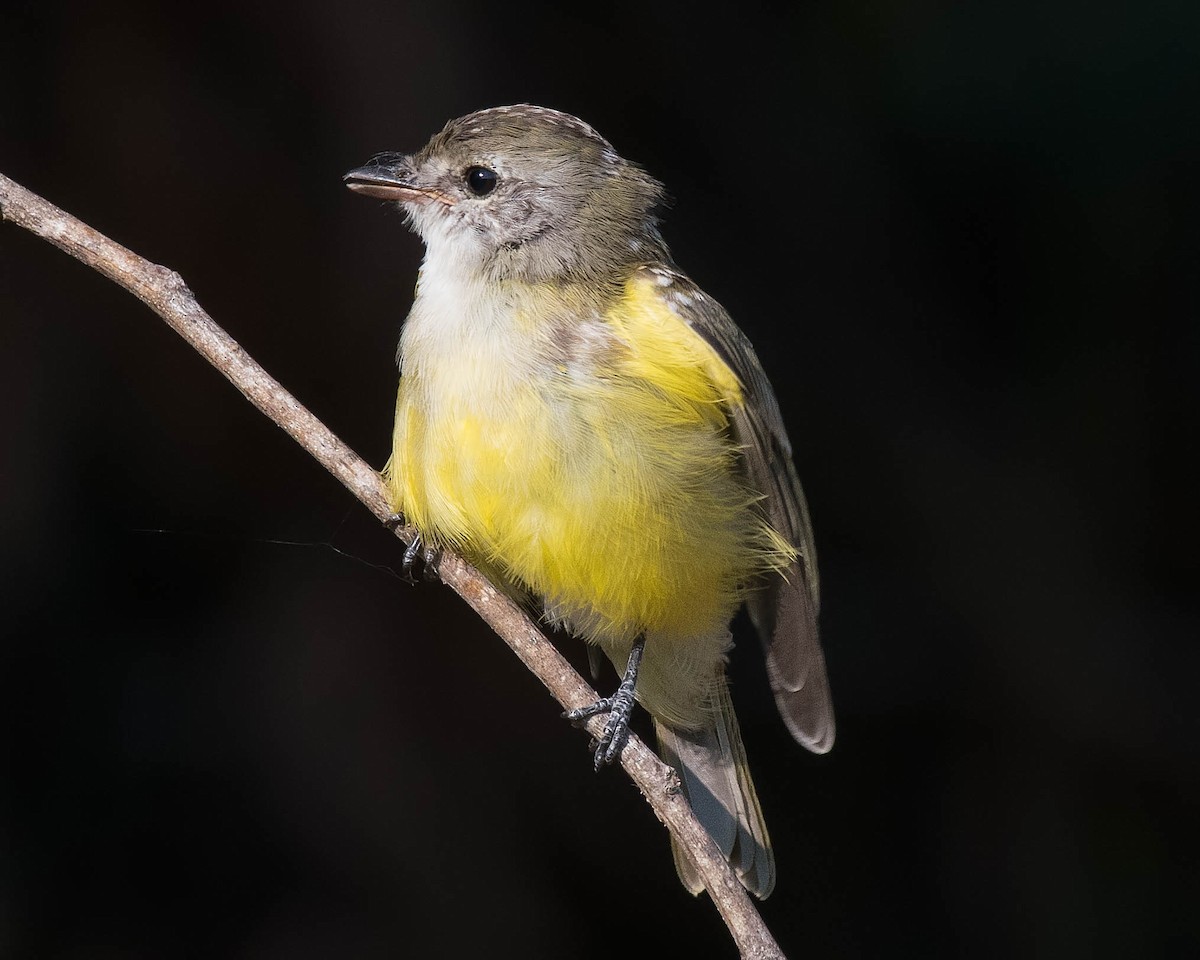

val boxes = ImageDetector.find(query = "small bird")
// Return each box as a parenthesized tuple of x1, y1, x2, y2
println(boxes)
(345, 105, 834, 898)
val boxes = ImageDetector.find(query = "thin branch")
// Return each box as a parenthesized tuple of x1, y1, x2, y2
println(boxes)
(1, 171, 786, 960)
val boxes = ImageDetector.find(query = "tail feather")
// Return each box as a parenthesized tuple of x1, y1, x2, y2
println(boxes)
(654, 683, 775, 899)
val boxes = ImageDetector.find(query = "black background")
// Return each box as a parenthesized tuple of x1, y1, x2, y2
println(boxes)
(2, 1, 1197, 957)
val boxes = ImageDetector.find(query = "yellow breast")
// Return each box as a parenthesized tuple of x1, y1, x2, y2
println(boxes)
(384, 272, 790, 646)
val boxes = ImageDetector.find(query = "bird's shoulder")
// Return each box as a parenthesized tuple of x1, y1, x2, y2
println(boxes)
(623, 263, 785, 436)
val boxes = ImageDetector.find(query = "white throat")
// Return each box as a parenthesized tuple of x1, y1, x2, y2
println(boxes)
(397, 237, 530, 407)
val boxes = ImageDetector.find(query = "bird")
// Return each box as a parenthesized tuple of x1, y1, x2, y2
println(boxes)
(344, 104, 834, 898)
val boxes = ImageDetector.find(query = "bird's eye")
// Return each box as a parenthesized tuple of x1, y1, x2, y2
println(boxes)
(465, 166, 499, 197)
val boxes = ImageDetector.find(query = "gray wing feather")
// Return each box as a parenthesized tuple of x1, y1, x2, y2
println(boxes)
(644, 266, 836, 753)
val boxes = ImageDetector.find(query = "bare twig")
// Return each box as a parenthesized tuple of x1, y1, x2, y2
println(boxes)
(1, 171, 786, 960)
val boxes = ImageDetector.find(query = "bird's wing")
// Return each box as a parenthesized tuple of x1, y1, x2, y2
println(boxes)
(635, 265, 835, 753)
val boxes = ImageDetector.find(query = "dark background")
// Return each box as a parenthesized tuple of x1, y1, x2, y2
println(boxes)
(2, 1, 1196, 957)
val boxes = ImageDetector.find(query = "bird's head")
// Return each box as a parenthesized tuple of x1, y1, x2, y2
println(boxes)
(345, 104, 667, 284)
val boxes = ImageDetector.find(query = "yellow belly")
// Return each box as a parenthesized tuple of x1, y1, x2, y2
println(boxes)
(391, 383, 748, 642)
(383, 275, 790, 652)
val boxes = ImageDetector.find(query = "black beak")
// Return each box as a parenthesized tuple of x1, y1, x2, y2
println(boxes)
(344, 154, 439, 203)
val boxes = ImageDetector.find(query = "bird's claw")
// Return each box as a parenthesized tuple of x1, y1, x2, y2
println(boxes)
(562, 636, 645, 770)
(383, 513, 405, 532)
(400, 532, 441, 583)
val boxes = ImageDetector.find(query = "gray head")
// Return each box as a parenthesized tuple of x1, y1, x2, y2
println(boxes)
(345, 105, 668, 285)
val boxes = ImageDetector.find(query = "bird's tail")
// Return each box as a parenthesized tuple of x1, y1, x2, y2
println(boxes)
(654, 681, 775, 899)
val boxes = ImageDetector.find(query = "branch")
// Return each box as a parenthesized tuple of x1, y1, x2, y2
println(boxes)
(1, 171, 786, 960)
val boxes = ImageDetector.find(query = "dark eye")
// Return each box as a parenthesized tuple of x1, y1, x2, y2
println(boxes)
(465, 166, 499, 197)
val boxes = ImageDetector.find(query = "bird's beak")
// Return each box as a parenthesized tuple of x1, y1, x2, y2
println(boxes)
(343, 155, 449, 205)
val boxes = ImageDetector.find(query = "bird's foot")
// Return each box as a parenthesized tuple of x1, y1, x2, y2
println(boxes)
(563, 636, 645, 770)
(396, 529, 441, 583)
